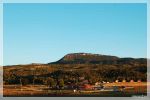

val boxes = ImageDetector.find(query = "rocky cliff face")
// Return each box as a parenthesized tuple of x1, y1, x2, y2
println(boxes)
(49, 53, 146, 65)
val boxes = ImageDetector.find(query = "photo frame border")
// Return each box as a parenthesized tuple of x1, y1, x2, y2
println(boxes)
(0, 0, 149, 100)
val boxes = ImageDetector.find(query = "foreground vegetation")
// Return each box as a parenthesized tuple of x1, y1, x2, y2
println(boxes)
(3, 82, 147, 97)
(3, 53, 147, 97)
(4, 63, 147, 86)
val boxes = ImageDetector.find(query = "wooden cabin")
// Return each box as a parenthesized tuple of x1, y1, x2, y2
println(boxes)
(122, 79, 126, 82)
(115, 80, 119, 83)
(137, 80, 141, 82)
(130, 80, 134, 82)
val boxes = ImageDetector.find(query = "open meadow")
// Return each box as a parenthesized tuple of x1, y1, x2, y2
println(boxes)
(3, 82, 149, 97)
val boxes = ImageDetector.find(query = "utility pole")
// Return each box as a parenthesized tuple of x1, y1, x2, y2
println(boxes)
(20, 77, 22, 91)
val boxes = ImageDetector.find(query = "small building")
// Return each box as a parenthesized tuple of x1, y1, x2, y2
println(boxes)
(79, 84, 93, 90)
(130, 80, 134, 82)
(122, 79, 126, 82)
(115, 80, 119, 83)
(137, 80, 141, 82)
(84, 84, 93, 90)
(79, 77, 85, 80)
(95, 82, 99, 86)
(95, 82, 101, 86)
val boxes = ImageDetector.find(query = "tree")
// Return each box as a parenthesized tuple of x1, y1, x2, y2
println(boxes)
(58, 79, 64, 89)
(46, 77, 56, 88)
(22, 78, 29, 85)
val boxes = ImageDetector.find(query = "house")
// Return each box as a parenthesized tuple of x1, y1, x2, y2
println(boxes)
(79, 84, 93, 90)
(79, 77, 85, 80)
(95, 82, 101, 86)
(137, 80, 141, 82)
(115, 80, 119, 83)
(83, 84, 93, 90)
(122, 79, 126, 82)
(130, 80, 134, 82)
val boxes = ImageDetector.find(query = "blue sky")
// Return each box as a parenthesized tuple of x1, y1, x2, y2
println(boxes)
(4, 3, 147, 65)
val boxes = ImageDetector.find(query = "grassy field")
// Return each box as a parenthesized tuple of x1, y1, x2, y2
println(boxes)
(3, 82, 149, 97)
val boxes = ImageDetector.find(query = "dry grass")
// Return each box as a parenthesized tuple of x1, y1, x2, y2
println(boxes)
(104, 82, 147, 87)
(3, 82, 149, 97)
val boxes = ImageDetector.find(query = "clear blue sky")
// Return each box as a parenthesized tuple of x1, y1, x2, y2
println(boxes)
(4, 3, 147, 65)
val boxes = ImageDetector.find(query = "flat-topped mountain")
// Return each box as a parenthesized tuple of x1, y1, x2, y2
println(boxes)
(49, 53, 146, 65)
(4, 53, 147, 85)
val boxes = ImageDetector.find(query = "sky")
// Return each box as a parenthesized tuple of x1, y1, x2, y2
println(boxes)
(4, 3, 147, 65)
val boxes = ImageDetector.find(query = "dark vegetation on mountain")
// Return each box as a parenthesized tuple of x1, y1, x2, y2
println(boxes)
(3, 53, 147, 86)
(51, 53, 119, 64)
(50, 53, 146, 65)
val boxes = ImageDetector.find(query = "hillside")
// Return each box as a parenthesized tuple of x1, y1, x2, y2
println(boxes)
(3, 53, 147, 85)
(49, 53, 146, 65)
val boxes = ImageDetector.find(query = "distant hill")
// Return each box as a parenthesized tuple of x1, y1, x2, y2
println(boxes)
(49, 53, 146, 65)
(3, 53, 147, 85)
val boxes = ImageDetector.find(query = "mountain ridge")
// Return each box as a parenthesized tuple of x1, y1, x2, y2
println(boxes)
(4, 52, 147, 85)
(49, 53, 146, 65)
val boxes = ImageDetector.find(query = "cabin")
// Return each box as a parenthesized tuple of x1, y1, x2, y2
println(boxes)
(84, 84, 93, 90)
(137, 80, 141, 82)
(115, 80, 119, 83)
(122, 79, 126, 82)
(102, 81, 106, 83)
(95, 82, 101, 86)
(130, 80, 134, 82)
(79, 77, 85, 80)
(79, 84, 93, 90)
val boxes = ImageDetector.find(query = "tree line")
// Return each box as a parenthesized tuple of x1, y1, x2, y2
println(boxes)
(3, 63, 147, 87)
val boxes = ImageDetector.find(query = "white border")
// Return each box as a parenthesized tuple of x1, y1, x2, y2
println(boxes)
(1, 0, 149, 100)
(2, 0, 148, 3)
(0, 2, 3, 99)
